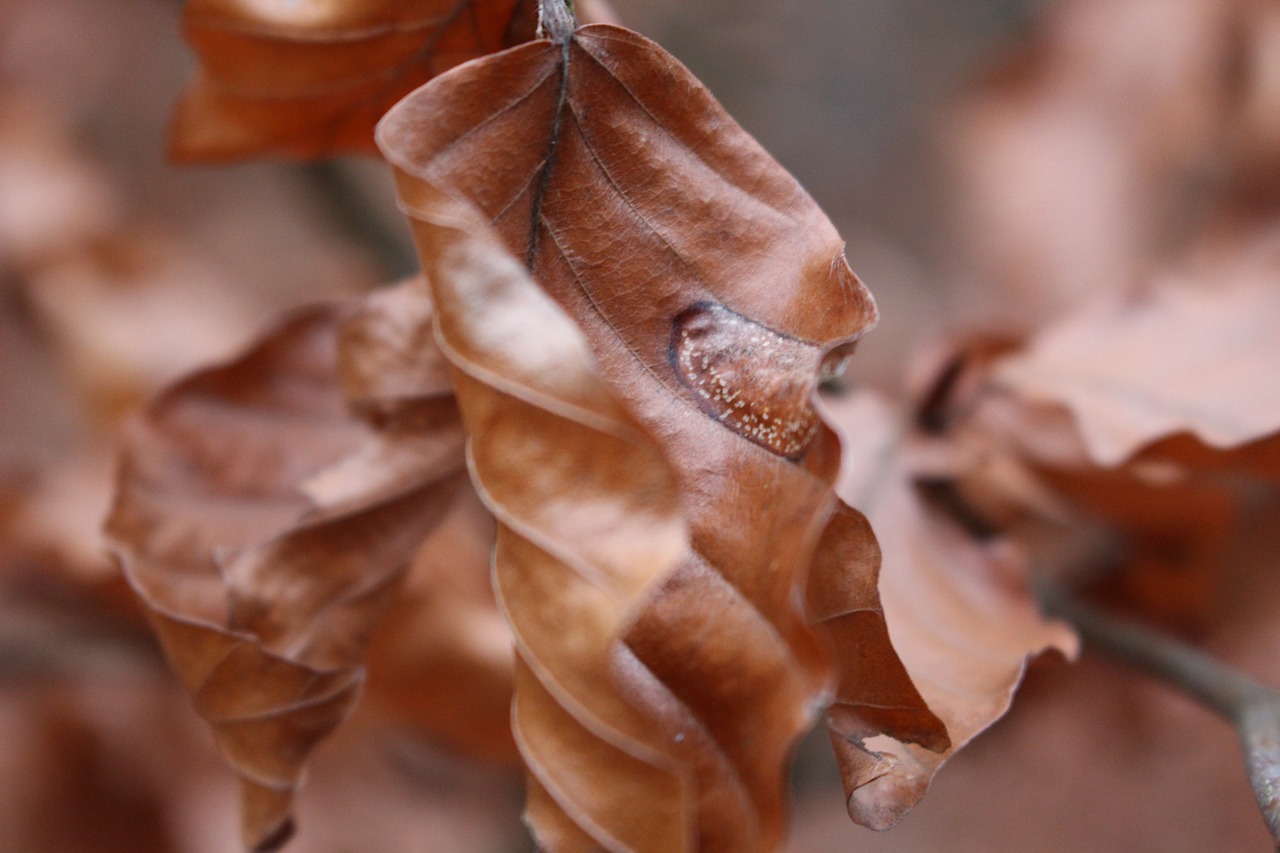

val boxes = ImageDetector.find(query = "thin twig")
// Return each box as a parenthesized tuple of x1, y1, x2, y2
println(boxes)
(922, 468, 1279, 845)
(1040, 583, 1280, 847)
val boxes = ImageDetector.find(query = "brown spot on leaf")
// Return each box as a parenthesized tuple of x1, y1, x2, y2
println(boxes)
(671, 301, 822, 458)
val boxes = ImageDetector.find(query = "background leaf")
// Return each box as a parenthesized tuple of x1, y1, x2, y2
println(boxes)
(170, 0, 538, 161)
(106, 303, 468, 849)
(992, 234, 1280, 467)
(340, 281, 517, 763)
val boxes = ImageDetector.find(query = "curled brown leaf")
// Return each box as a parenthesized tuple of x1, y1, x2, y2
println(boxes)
(806, 500, 950, 831)
(409, 189, 702, 849)
(379, 19, 878, 848)
(822, 390, 1078, 829)
(106, 303, 468, 849)
(992, 234, 1280, 468)
(341, 280, 516, 763)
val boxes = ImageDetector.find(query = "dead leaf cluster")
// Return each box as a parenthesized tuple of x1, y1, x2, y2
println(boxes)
(111, 0, 1280, 848)
(5, 0, 1280, 850)
(802, 0, 1280, 833)
(110, 4, 912, 848)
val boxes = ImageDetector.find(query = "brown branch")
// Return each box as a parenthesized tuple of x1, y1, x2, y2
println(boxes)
(1040, 582, 1280, 847)
(918, 468, 1278, 844)
(0, 602, 164, 683)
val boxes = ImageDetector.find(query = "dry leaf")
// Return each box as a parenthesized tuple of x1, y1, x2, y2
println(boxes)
(338, 280, 453, 419)
(379, 18, 878, 848)
(106, 303, 468, 850)
(917, 337, 1241, 629)
(992, 233, 1280, 467)
(407, 189, 704, 849)
(927, 370, 1240, 633)
(169, 0, 540, 161)
(822, 390, 1078, 829)
(1135, 431, 1280, 482)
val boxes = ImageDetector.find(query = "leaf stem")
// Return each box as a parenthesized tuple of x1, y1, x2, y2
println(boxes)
(1039, 582, 1280, 846)
(538, 0, 576, 43)
(526, 0, 574, 269)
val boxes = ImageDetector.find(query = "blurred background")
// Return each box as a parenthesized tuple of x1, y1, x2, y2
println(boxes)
(3, 0, 1278, 850)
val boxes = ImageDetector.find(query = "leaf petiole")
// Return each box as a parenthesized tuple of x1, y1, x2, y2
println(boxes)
(537, 0, 576, 43)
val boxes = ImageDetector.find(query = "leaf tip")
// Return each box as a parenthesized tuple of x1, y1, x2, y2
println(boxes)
(828, 726, 935, 832)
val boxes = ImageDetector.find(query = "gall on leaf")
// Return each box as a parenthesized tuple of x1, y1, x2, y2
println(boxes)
(378, 18, 880, 850)
(671, 302, 825, 459)
(105, 303, 469, 850)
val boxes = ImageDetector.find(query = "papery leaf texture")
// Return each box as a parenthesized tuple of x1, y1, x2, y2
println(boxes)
(821, 390, 1077, 829)
(170, 0, 539, 161)
(805, 497, 949, 831)
(105, 302, 468, 850)
(378, 19, 880, 850)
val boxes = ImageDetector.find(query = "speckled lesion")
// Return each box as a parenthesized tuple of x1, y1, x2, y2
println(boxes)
(670, 301, 822, 458)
